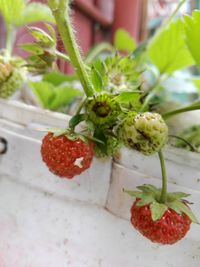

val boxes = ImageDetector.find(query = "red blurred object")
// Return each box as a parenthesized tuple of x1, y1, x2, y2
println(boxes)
(9, 0, 143, 73)
(112, 0, 141, 42)
(58, 0, 95, 73)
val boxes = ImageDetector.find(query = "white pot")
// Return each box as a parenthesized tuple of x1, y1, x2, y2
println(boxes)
(0, 99, 200, 267)
(0, 99, 112, 206)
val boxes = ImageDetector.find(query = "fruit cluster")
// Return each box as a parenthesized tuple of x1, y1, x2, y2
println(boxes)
(40, 0, 199, 246)
(0, 57, 26, 98)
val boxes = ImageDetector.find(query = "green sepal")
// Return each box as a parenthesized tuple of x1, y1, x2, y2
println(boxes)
(91, 66, 103, 92)
(136, 194, 155, 207)
(45, 23, 56, 43)
(137, 184, 159, 194)
(124, 183, 199, 223)
(150, 202, 168, 221)
(69, 114, 86, 129)
(168, 200, 199, 224)
(167, 192, 191, 202)
(28, 26, 55, 48)
(20, 43, 44, 54)
(123, 189, 144, 199)
(85, 135, 104, 144)
(47, 128, 69, 137)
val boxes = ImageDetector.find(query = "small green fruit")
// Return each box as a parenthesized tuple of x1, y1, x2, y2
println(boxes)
(119, 112, 168, 155)
(0, 67, 26, 98)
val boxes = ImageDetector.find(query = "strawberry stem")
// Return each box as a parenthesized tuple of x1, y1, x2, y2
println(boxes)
(162, 103, 200, 120)
(158, 150, 167, 203)
(48, 0, 94, 97)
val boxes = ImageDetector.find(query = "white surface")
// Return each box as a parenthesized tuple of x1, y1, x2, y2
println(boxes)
(107, 163, 200, 225)
(0, 175, 199, 267)
(0, 99, 200, 266)
(0, 123, 111, 207)
(114, 147, 200, 191)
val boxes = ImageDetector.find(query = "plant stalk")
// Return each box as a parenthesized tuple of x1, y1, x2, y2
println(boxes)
(169, 134, 196, 152)
(164, 0, 186, 26)
(55, 50, 70, 62)
(48, 0, 94, 97)
(140, 75, 166, 112)
(162, 104, 200, 120)
(158, 150, 167, 203)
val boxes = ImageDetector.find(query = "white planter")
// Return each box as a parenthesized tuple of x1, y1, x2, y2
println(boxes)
(0, 99, 200, 267)
(107, 147, 200, 219)
(0, 99, 112, 206)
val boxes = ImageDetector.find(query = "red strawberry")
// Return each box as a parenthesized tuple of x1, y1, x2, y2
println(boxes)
(131, 198, 191, 245)
(125, 184, 198, 245)
(41, 133, 94, 178)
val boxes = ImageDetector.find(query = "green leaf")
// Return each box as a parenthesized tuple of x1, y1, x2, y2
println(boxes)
(29, 81, 54, 109)
(193, 78, 200, 95)
(123, 189, 144, 198)
(115, 92, 142, 111)
(28, 27, 55, 47)
(91, 67, 103, 92)
(45, 23, 56, 43)
(30, 80, 82, 111)
(48, 86, 82, 110)
(150, 202, 168, 221)
(43, 72, 77, 86)
(17, 2, 54, 26)
(93, 59, 105, 74)
(131, 42, 147, 59)
(114, 28, 137, 52)
(168, 200, 199, 224)
(148, 19, 194, 74)
(184, 11, 200, 67)
(85, 42, 114, 64)
(20, 43, 44, 54)
(69, 114, 86, 129)
(0, 0, 25, 25)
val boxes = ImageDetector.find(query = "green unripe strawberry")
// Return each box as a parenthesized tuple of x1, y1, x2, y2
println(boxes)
(86, 92, 120, 126)
(119, 112, 168, 155)
(0, 61, 13, 83)
(0, 66, 27, 98)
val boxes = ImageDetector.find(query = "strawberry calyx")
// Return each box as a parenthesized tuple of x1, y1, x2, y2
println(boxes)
(44, 127, 88, 142)
(124, 184, 199, 224)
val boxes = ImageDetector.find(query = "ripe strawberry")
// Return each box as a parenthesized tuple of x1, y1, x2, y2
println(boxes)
(125, 184, 198, 245)
(41, 133, 94, 178)
(131, 198, 191, 245)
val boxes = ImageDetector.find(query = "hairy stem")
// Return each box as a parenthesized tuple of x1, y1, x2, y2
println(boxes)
(158, 150, 167, 203)
(48, 0, 94, 97)
(140, 75, 167, 112)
